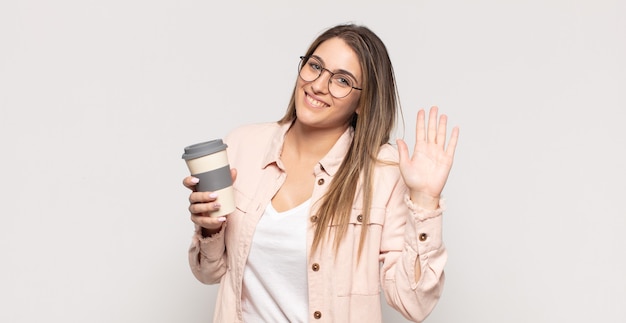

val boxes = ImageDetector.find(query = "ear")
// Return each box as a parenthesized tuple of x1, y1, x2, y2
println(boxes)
(355, 97, 364, 115)
(355, 104, 362, 115)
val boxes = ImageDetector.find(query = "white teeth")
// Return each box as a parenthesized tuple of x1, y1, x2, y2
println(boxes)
(306, 94, 328, 108)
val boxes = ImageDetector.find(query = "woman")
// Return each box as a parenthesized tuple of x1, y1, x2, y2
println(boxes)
(184, 24, 459, 322)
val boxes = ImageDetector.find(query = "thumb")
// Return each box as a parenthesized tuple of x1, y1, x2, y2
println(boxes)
(396, 139, 410, 168)
(230, 168, 238, 183)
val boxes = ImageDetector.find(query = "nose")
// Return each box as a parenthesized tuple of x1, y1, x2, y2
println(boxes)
(311, 68, 332, 94)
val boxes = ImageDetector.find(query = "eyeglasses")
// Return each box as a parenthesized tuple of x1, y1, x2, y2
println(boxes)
(298, 56, 362, 98)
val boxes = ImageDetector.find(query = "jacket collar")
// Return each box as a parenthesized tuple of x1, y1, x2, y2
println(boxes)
(261, 121, 354, 177)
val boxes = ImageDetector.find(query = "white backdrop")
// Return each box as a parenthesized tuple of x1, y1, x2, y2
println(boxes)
(1, 0, 624, 322)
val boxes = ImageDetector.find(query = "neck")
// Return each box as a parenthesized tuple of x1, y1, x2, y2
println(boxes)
(284, 121, 349, 161)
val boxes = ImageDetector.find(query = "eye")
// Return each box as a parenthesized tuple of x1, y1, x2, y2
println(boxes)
(308, 60, 323, 71)
(333, 75, 352, 88)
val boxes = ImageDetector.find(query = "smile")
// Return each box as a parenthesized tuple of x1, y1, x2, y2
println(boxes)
(305, 92, 329, 108)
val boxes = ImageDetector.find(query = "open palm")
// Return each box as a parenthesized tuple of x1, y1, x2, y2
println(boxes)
(397, 106, 459, 208)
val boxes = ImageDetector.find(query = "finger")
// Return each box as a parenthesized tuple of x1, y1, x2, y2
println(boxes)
(415, 109, 426, 142)
(396, 139, 410, 166)
(437, 114, 448, 148)
(183, 176, 200, 190)
(446, 126, 460, 159)
(427, 106, 438, 143)
(188, 199, 221, 214)
(189, 191, 218, 204)
(190, 214, 226, 229)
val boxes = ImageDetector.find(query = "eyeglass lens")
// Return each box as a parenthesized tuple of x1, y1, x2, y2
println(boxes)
(298, 57, 356, 98)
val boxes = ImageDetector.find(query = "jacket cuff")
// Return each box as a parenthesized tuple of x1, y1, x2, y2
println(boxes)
(192, 224, 226, 261)
(403, 195, 444, 255)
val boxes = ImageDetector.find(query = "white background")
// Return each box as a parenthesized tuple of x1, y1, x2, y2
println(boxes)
(1, 0, 624, 322)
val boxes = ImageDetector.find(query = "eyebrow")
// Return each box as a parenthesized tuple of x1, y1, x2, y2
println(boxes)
(311, 55, 360, 85)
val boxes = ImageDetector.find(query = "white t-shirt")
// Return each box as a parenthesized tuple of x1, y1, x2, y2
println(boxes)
(241, 199, 310, 323)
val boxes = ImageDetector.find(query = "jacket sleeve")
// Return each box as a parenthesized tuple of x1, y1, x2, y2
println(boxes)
(187, 126, 245, 285)
(188, 224, 228, 284)
(379, 174, 447, 322)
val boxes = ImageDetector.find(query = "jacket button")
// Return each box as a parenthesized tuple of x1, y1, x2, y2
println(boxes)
(311, 263, 320, 271)
(313, 311, 322, 319)
(419, 233, 428, 241)
(317, 178, 325, 185)
(310, 215, 318, 223)
(356, 214, 363, 222)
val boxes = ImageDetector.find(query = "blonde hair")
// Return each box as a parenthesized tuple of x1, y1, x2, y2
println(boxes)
(278, 24, 399, 258)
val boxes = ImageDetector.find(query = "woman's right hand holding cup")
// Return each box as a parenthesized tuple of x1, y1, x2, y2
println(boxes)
(184, 169, 237, 236)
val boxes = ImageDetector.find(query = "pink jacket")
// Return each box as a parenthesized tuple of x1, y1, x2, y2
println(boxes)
(189, 122, 447, 322)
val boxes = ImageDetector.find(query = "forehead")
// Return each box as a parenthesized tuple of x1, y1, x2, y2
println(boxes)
(311, 37, 362, 81)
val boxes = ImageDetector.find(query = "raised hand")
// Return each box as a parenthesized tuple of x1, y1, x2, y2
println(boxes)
(397, 106, 459, 210)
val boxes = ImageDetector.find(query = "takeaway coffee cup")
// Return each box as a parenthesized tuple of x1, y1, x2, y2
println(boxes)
(182, 139, 235, 217)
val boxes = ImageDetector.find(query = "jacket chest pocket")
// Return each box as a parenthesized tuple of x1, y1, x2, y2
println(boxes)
(233, 187, 254, 214)
(224, 187, 253, 246)
(335, 207, 386, 297)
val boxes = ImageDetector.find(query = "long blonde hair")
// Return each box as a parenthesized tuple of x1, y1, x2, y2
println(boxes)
(278, 24, 399, 258)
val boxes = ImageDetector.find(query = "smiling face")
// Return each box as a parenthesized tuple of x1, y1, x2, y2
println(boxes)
(293, 37, 363, 132)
